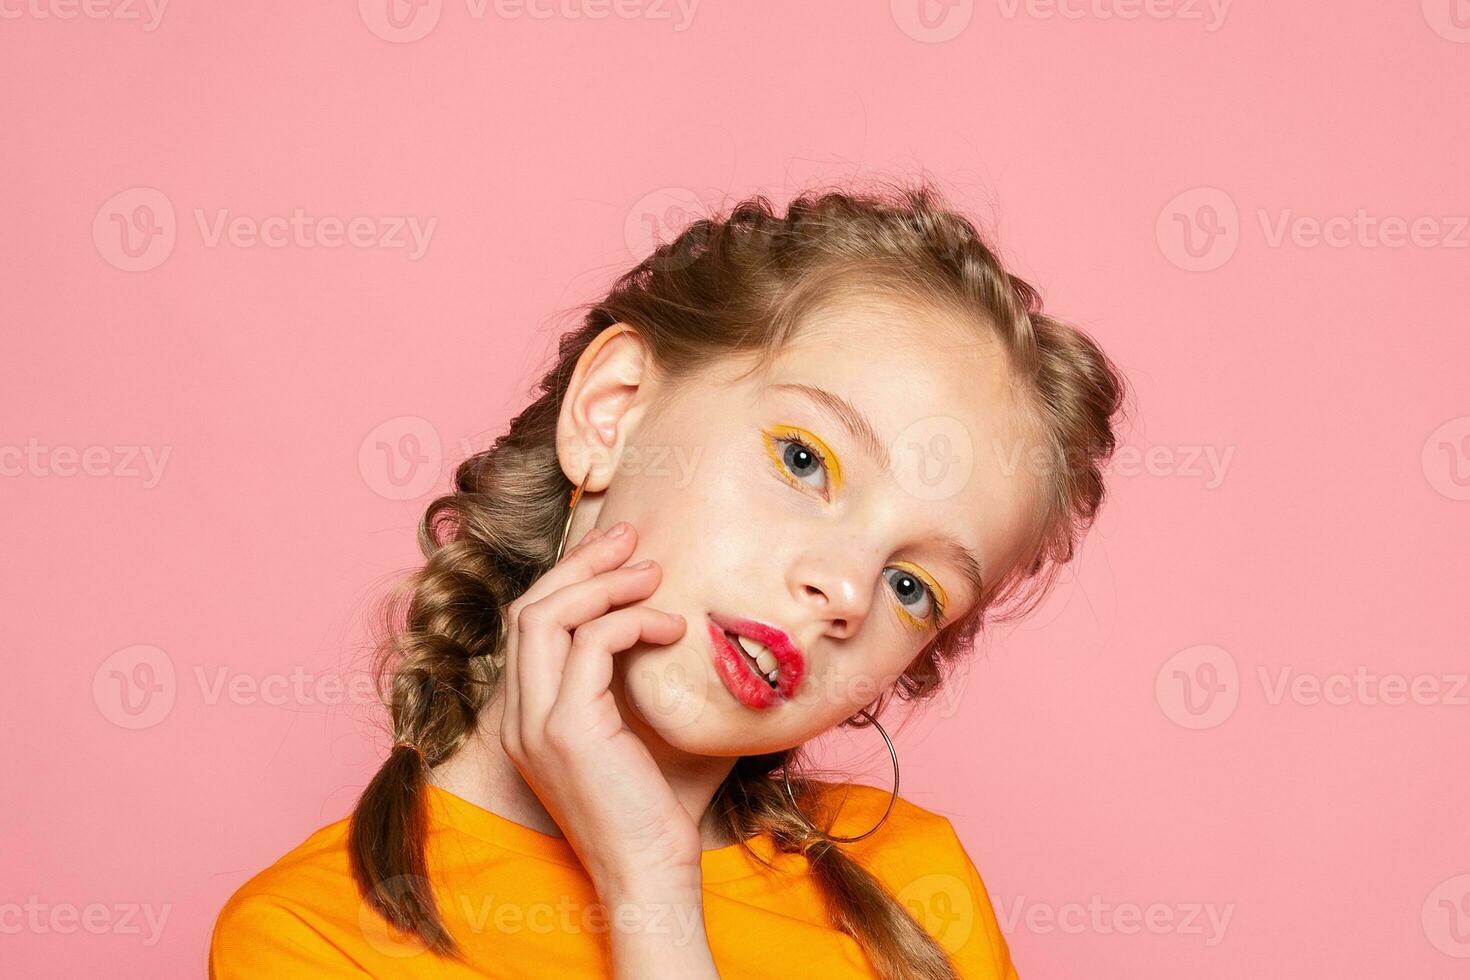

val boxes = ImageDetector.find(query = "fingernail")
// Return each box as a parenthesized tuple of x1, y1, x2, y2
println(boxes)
(630, 558, 654, 569)
(607, 522, 629, 538)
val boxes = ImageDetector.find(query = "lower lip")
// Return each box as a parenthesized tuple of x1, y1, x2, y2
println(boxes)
(707, 619, 780, 709)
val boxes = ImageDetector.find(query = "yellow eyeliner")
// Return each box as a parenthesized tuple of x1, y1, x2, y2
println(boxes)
(762, 424, 844, 495)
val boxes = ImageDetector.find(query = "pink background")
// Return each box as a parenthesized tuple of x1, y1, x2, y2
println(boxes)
(4, 2, 1468, 977)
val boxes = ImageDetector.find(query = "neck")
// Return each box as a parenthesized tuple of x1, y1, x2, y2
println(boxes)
(429, 677, 741, 851)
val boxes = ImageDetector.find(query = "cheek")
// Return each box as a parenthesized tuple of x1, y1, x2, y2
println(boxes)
(635, 439, 771, 545)
(794, 651, 907, 722)
(619, 642, 719, 735)
(674, 478, 787, 578)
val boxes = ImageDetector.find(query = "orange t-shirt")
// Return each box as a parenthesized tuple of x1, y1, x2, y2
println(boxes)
(209, 782, 1017, 978)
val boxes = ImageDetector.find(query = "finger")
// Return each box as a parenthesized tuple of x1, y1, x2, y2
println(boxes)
(501, 621, 520, 748)
(516, 560, 663, 724)
(556, 605, 687, 710)
(517, 522, 639, 611)
(503, 524, 610, 736)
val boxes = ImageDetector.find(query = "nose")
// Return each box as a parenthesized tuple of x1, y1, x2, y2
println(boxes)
(791, 554, 873, 640)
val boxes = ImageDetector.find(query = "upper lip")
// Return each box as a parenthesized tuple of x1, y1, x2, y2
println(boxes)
(708, 611, 807, 698)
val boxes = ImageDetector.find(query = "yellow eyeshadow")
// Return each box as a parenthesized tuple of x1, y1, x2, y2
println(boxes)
(762, 424, 844, 494)
(888, 560, 949, 630)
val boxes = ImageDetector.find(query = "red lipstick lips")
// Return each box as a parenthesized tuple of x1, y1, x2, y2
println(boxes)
(706, 612, 806, 709)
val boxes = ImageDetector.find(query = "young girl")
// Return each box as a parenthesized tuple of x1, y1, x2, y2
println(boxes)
(209, 181, 1128, 979)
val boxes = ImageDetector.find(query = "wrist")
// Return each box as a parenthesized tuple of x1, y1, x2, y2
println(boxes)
(596, 888, 717, 980)
(596, 868, 704, 906)
(591, 853, 703, 898)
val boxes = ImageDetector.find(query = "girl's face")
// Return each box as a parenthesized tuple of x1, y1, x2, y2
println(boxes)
(580, 294, 1042, 757)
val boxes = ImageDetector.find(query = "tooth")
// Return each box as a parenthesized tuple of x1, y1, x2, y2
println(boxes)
(752, 646, 778, 675)
(733, 635, 779, 675)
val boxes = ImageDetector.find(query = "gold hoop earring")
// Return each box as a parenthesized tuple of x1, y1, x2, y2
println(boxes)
(554, 473, 591, 563)
(781, 707, 900, 844)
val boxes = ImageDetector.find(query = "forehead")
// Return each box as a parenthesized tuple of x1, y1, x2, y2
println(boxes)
(725, 292, 1044, 589)
(769, 292, 1015, 404)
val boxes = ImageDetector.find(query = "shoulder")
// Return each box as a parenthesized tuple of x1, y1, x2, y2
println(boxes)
(816, 781, 1021, 979)
(810, 779, 961, 859)
(815, 780, 948, 836)
(216, 816, 356, 913)
(209, 817, 368, 977)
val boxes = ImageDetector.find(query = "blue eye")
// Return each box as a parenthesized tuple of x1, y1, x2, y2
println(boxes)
(883, 568, 943, 627)
(775, 436, 828, 493)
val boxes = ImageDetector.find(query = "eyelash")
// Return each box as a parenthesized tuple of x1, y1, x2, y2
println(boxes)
(768, 432, 947, 630)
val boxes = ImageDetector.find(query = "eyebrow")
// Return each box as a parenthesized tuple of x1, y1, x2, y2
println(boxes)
(769, 382, 894, 477)
(767, 382, 987, 607)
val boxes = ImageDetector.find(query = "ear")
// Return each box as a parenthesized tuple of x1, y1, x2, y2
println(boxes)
(556, 322, 653, 494)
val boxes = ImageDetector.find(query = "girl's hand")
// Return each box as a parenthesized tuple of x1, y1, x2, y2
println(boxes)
(499, 521, 699, 895)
